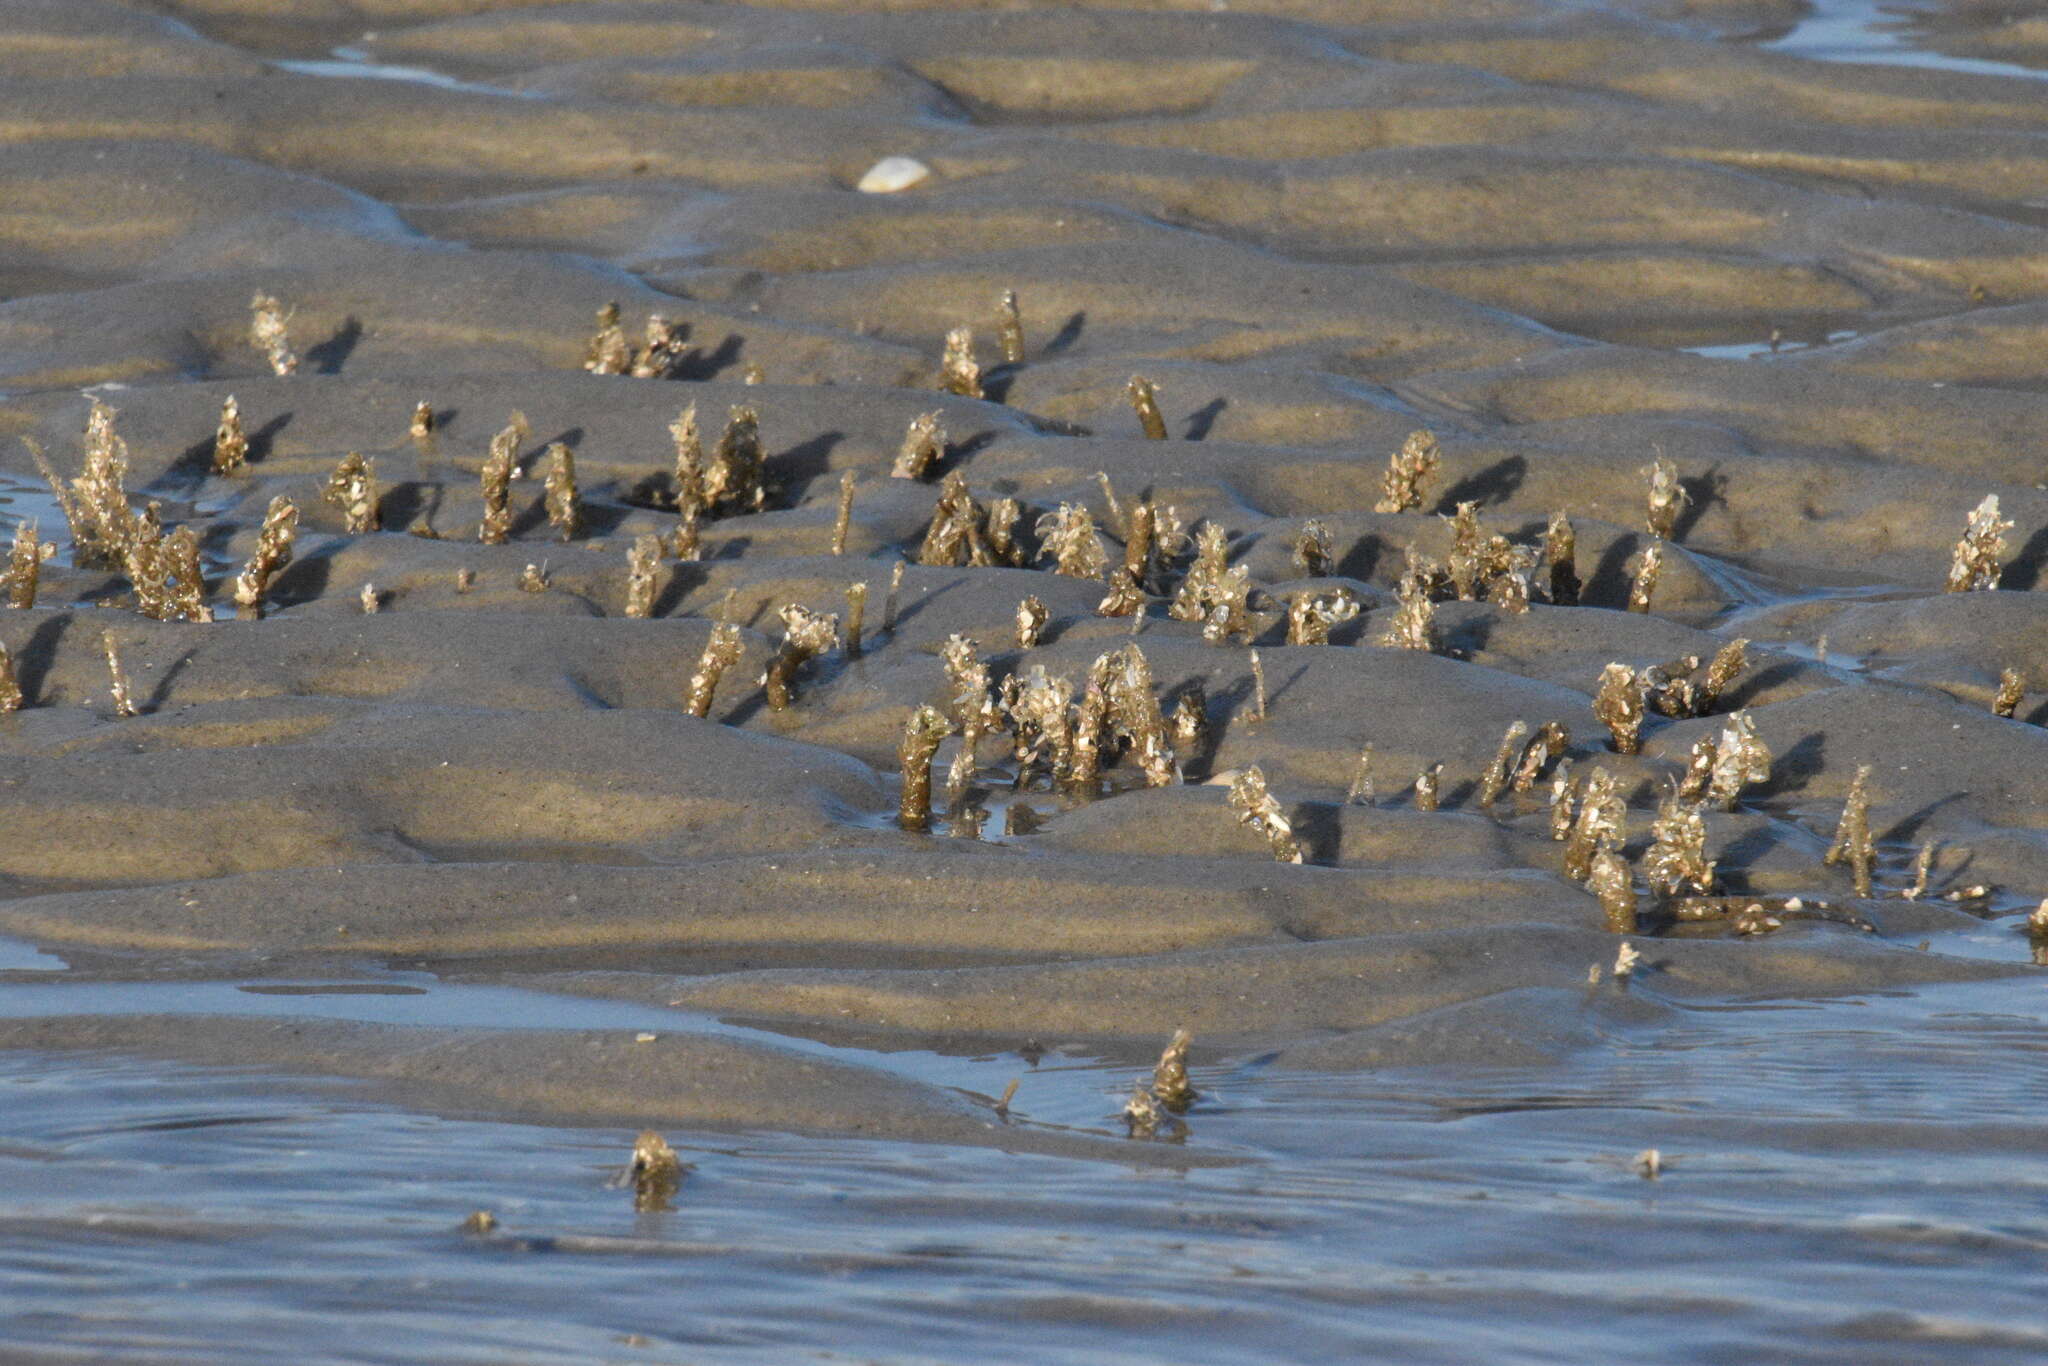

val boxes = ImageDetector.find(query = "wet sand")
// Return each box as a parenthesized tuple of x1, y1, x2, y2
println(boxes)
(4, 0, 2048, 1359)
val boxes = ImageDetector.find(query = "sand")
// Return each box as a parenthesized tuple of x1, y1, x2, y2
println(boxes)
(1, 0, 2046, 1185)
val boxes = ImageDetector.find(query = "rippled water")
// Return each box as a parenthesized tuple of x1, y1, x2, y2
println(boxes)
(8, 969, 2048, 1363)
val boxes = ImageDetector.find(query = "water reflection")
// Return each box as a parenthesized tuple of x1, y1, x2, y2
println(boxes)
(1764, 0, 2048, 82)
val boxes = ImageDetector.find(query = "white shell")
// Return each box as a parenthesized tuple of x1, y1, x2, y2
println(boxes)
(856, 156, 931, 194)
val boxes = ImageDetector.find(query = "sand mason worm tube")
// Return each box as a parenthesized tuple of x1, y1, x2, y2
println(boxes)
(542, 443, 580, 541)
(1646, 793, 1714, 896)
(1037, 503, 1108, 579)
(761, 604, 840, 710)
(1126, 375, 1168, 440)
(582, 301, 630, 375)
(102, 630, 136, 718)
(1229, 766, 1303, 863)
(1549, 761, 1577, 841)
(707, 406, 765, 514)
(1380, 548, 1440, 652)
(1444, 501, 1483, 601)
(883, 561, 905, 635)
(1170, 522, 1229, 621)
(1513, 721, 1570, 792)
(1707, 711, 1770, 810)
(1593, 663, 1645, 755)
(892, 413, 946, 481)
(1123, 1084, 1165, 1138)
(1170, 683, 1209, 762)
(161, 526, 209, 622)
(1381, 577, 1439, 653)
(632, 315, 690, 379)
(1286, 590, 1358, 646)
(671, 505, 701, 562)
(918, 473, 981, 568)
(234, 496, 299, 620)
(34, 400, 138, 570)
(1109, 645, 1177, 788)
(996, 289, 1025, 365)
(1149, 503, 1191, 580)
(1096, 569, 1145, 618)
(940, 327, 983, 399)
(1065, 653, 1115, 794)
(324, 452, 380, 534)
(628, 1130, 682, 1212)
(1565, 767, 1621, 881)
(831, 471, 857, 555)
(1946, 494, 2011, 593)
(1166, 523, 1253, 644)
(898, 704, 952, 831)
(669, 405, 705, 517)
(123, 509, 171, 621)
(623, 534, 662, 619)
(478, 412, 527, 545)
(1902, 840, 1936, 900)
(1414, 763, 1442, 812)
(5, 521, 44, 610)
(1015, 595, 1048, 649)
(1484, 540, 1534, 614)
(1587, 845, 1637, 934)
(942, 635, 1006, 804)
(1477, 720, 1531, 810)
(213, 396, 247, 475)
(1115, 499, 1154, 587)
(1374, 430, 1441, 514)
(1824, 763, 1876, 898)
(1152, 1029, 1196, 1111)
(1092, 471, 1127, 539)
(1006, 666, 1073, 786)
(844, 582, 868, 658)
(986, 497, 1024, 567)
(1346, 743, 1375, 805)
(409, 401, 434, 443)
(1293, 519, 1332, 578)
(1643, 456, 1686, 540)
(685, 619, 744, 719)
(1697, 638, 1748, 715)
(1543, 510, 1580, 606)
(1626, 545, 1662, 613)
(1994, 668, 2025, 719)
(941, 634, 998, 730)
(0, 642, 21, 712)
(249, 293, 297, 376)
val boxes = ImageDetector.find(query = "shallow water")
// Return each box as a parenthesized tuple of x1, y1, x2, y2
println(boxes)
(10, 974, 2048, 1363)
(0, 950, 1096, 1116)
(0, 474, 72, 565)
(273, 51, 541, 101)
(1679, 330, 1861, 360)
(1765, 0, 2048, 81)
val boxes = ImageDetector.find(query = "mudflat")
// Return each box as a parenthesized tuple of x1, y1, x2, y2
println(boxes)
(4, 1, 2048, 1360)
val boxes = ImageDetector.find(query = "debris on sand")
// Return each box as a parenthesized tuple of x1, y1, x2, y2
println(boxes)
(857, 155, 930, 193)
